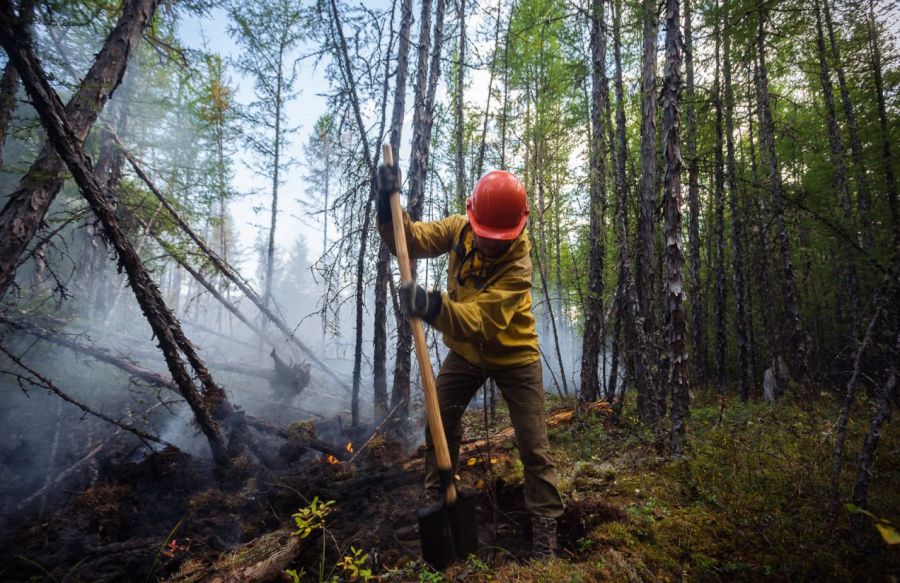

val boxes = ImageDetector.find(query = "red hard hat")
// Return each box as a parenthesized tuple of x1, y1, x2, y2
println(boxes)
(466, 170, 529, 240)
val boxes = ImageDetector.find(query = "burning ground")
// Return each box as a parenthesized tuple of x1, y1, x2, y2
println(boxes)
(1, 391, 898, 582)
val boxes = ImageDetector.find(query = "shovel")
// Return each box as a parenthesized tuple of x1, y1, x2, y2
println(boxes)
(383, 144, 478, 568)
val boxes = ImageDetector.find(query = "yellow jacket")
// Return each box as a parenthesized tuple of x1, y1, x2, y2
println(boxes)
(379, 212, 539, 369)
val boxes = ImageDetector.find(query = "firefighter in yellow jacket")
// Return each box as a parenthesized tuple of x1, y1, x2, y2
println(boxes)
(376, 165, 564, 560)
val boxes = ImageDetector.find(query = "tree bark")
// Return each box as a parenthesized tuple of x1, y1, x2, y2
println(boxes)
(723, 2, 751, 399)
(663, 0, 688, 449)
(0, 0, 159, 297)
(683, 0, 705, 386)
(713, 13, 727, 401)
(636, 0, 661, 424)
(579, 0, 607, 403)
(0, 60, 17, 165)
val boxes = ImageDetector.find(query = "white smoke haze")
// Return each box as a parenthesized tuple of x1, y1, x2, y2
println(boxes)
(0, 1, 620, 535)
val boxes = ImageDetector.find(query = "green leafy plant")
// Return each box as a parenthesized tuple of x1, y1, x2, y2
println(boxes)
(292, 496, 335, 538)
(337, 546, 372, 582)
(291, 497, 336, 582)
(418, 566, 444, 582)
(284, 567, 305, 583)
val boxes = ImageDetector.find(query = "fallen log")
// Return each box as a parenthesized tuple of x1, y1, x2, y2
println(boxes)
(165, 527, 303, 583)
(403, 400, 613, 471)
(0, 313, 344, 457)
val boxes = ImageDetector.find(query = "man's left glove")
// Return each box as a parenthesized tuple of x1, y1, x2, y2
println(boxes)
(399, 283, 443, 323)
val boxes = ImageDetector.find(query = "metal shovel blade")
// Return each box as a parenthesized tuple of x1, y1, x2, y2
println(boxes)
(416, 490, 478, 569)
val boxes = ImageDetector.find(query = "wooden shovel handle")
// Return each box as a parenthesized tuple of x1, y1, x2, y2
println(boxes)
(383, 144, 457, 504)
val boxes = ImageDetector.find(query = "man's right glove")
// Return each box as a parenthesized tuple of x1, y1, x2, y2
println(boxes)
(399, 282, 443, 323)
(376, 163, 401, 225)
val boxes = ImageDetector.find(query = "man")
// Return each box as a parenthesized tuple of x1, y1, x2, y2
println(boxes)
(376, 164, 564, 560)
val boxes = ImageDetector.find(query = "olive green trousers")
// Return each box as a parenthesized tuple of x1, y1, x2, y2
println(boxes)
(423, 351, 564, 518)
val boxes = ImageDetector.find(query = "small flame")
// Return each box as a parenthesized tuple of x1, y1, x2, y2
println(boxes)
(346, 442, 353, 453)
(325, 454, 340, 465)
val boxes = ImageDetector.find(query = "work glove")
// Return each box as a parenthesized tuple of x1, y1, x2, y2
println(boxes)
(399, 282, 443, 323)
(376, 163, 401, 225)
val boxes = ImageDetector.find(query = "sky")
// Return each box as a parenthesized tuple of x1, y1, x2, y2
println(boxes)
(177, 7, 337, 272)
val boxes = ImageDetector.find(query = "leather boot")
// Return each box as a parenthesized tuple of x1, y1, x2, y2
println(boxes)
(531, 515, 557, 561)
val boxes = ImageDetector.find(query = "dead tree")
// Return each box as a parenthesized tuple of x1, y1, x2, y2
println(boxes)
(0, 0, 159, 297)
(0, 8, 231, 463)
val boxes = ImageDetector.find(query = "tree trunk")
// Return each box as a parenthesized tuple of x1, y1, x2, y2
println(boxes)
(683, 0, 705, 387)
(827, 269, 897, 523)
(454, 0, 466, 204)
(866, 0, 899, 246)
(473, 0, 503, 181)
(814, 0, 860, 336)
(636, 0, 660, 424)
(723, 1, 751, 399)
(264, 56, 283, 314)
(713, 13, 727, 401)
(850, 360, 898, 544)
(374, 0, 413, 417)
(0, 0, 160, 297)
(393, 0, 446, 414)
(579, 0, 607, 403)
(663, 0, 688, 449)
(327, 0, 381, 425)
(823, 0, 874, 250)
(0, 12, 230, 463)
(755, 0, 811, 393)
(0, 0, 32, 165)
(0, 60, 17, 165)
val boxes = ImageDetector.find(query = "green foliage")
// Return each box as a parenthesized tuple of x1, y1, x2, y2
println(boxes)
(336, 546, 372, 582)
(291, 496, 334, 539)
(561, 397, 900, 581)
(284, 567, 305, 582)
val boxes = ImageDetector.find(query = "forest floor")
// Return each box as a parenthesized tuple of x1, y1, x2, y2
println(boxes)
(1, 391, 898, 582)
